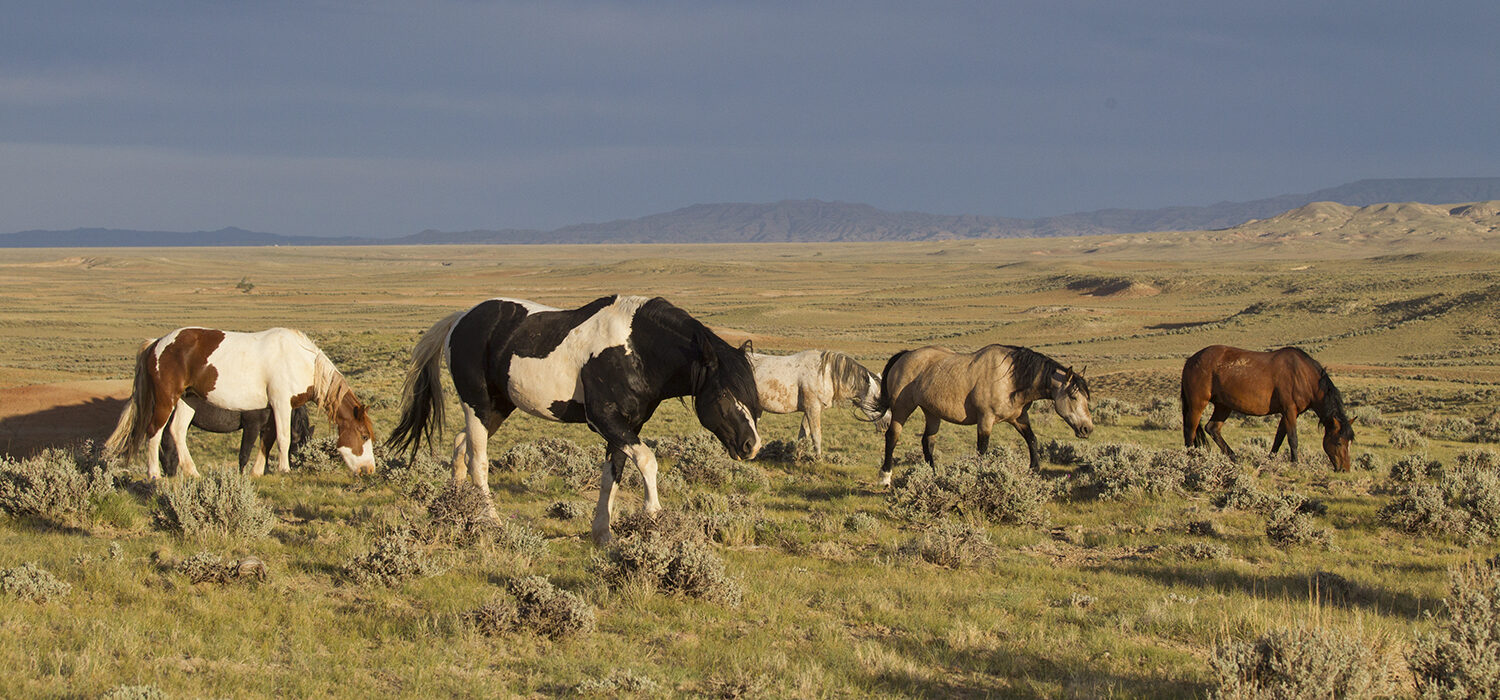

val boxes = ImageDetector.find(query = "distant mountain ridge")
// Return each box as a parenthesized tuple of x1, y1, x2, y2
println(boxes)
(4, 177, 1499, 247)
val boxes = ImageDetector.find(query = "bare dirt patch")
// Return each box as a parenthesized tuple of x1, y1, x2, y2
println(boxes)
(0, 380, 130, 458)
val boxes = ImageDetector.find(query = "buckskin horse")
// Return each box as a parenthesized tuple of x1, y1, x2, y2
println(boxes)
(105, 328, 376, 478)
(388, 295, 762, 544)
(874, 344, 1094, 485)
(1180, 344, 1354, 470)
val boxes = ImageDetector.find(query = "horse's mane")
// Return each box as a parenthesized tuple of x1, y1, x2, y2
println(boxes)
(997, 345, 1087, 401)
(305, 337, 360, 422)
(821, 350, 881, 415)
(1281, 346, 1350, 433)
(637, 297, 759, 407)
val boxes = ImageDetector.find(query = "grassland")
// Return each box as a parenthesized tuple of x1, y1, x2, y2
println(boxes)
(0, 225, 1497, 697)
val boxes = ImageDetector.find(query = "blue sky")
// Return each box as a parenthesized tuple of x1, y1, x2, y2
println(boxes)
(3, 1, 1496, 238)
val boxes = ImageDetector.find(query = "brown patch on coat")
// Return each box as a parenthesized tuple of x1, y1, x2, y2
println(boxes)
(148, 329, 226, 434)
(290, 386, 315, 408)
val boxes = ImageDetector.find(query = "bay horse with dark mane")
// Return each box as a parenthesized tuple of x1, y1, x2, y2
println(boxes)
(874, 344, 1094, 485)
(1180, 345, 1354, 471)
(105, 328, 376, 478)
(387, 295, 762, 544)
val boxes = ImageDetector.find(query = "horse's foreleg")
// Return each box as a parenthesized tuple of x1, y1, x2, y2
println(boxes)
(1270, 422, 1287, 455)
(624, 442, 662, 514)
(271, 400, 294, 474)
(804, 401, 824, 458)
(591, 449, 626, 545)
(1282, 412, 1300, 464)
(880, 415, 907, 487)
(1207, 406, 1235, 459)
(169, 400, 200, 478)
(1009, 415, 1039, 470)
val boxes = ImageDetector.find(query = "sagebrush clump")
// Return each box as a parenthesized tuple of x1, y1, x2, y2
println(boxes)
(0, 562, 71, 602)
(0, 442, 120, 526)
(497, 437, 604, 491)
(1410, 560, 1500, 698)
(572, 669, 661, 696)
(888, 450, 1054, 526)
(1210, 626, 1392, 698)
(591, 510, 743, 605)
(649, 432, 768, 491)
(467, 575, 596, 640)
(425, 480, 494, 544)
(153, 468, 275, 539)
(901, 519, 995, 568)
(344, 527, 437, 587)
(174, 551, 267, 584)
(1266, 501, 1333, 549)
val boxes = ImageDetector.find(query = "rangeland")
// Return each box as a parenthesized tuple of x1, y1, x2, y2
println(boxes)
(0, 219, 1497, 696)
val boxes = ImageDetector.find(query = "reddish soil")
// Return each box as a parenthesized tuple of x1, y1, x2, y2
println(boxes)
(0, 381, 131, 458)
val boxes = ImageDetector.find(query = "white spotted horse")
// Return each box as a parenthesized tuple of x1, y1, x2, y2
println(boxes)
(388, 295, 762, 544)
(748, 349, 887, 458)
(106, 328, 376, 479)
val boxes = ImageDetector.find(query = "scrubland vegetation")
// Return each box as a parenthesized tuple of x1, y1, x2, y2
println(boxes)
(0, 233, 1497, 697)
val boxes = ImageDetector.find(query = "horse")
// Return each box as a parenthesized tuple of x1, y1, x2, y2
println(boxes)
(158, 403, 313, 476)
(874, 344, 1094, 485)
(1180, 345, 1354, 471)
(105, 328, 376, 478)
(748, 349, 888, 458)
(387, 295, 762, 544)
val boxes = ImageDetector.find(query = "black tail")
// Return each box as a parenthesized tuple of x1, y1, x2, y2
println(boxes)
(872, 349, 910, 419)
(104, 339, 159, 460)
(387, 311, 462, 457)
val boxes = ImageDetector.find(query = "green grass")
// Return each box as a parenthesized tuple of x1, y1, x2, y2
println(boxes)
(0, 238, 1496, 696)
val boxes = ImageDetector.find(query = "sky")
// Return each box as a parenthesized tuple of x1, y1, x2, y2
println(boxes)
(3, 1, 1497, 238)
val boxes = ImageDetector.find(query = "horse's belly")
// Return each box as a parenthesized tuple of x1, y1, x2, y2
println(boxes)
(507, 356, 584, 421)
(199, 384, 269, 413)
(756, 378, 800, 414)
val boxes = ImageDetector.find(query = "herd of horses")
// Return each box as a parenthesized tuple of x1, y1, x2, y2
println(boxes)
(103, 294, 1356, 543)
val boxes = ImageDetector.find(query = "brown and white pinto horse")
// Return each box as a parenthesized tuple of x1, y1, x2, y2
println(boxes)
(1180, 345, 1354, 471)
(106, 327, 376, 478)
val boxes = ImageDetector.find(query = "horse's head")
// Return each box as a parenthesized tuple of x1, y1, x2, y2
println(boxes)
(1049, 366, 1094, 439)
(333, 393, 377, 475)
(691, 335, 762, 460)
(1322, 415, 1355, 472)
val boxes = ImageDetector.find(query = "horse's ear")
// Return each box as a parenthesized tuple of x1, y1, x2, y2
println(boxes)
(739, 339, 754, 355)
(696, 330, 719, 371)
(1080, 365, 1087, 377)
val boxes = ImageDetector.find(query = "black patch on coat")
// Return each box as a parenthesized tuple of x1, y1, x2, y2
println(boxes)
(447, 299, 535, 412)
(548, 400, 587, 423)
(509, 295, 618, 359)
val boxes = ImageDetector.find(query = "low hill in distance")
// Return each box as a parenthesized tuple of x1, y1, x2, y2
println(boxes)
(3, 177, 1499, 247)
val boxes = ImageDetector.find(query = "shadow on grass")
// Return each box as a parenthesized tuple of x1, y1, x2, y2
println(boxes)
(1098, 560, 1438, 620)
(866, 629, 1207, 699)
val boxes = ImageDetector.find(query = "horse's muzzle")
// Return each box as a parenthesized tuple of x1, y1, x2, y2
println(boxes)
(1074, 425, 1094, 439)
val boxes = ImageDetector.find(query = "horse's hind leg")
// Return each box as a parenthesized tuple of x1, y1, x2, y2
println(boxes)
(1206, 405, 1235, 459)
(460, 403, 510, 518)
(800, 399, 824, 458)
(168, 399, 200, 478)
(1182, 396, 1210, 449)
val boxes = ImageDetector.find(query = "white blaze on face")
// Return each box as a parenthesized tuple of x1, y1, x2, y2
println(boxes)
(339, 439, 376, 473)
(735, 399, 761, 458)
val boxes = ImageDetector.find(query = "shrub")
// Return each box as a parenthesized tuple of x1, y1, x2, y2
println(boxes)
(844, 512, 879, 534)
(1353, 452, 1381, 472)
(1348, 405, 1384, 426)
(1266, 502, 1332, 549)
(485, 519, 549, 563)
(100, 686, 168, 700)
(679, 491, 766, 546)
(546, 500, 589, 521)
(1391, 428, 1428, 451)
(756, 438, 817, 464)
(1389, 454, 1443, 485)
(572, 669, 661, 696)
(1457, 448, 1500, 474)
(650, 432, 767, 491)
(901, 520, 995, 568)
(1041, 438, 1087, 466)
(296, 436, 345, 474)
(498, 437, 604, 491)
(1410, 560, 1500, 698)
(0, 443, 120, 526)
(1172, 542, 1229, 560)
(456, 577, 599, 641)
(1210, 626, 1391, 699)
(174, 552, 267, 584)
(1433, 415, 1479, 442)
(379, 450, 448, 501)
(1441, 463, 1500, 541)
(591, 511, 743, 605)
(425, 480, 493, 544)
(344, 527, 437, 587)
(1380, 483, 1457, 535)
(0, 562, 70, 602)
(1141, 406, 1183, 431)
(1074, 443, 1184, 499)
(1214, 473, 1279, 513)
(888, 450, 1054, 527)
(153, 469, 275, 539)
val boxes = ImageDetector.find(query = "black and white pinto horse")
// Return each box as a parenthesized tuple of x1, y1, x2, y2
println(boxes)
(158, 403, 313, 476)
(388, 295, 762, 544)
(748, 349, 888, 458)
